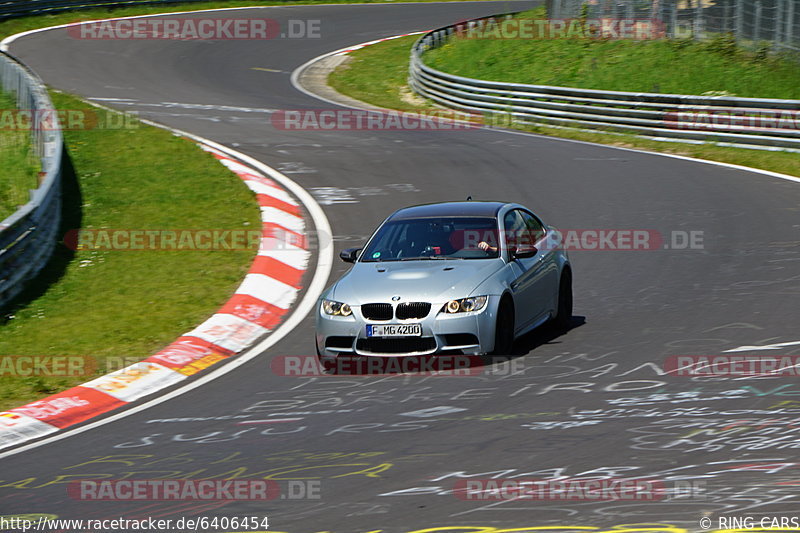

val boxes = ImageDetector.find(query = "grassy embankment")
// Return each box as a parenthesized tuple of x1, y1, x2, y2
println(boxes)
(0, 90, 260, 411)
(329, 8, 800, 177)
(0, 91, 39, 221)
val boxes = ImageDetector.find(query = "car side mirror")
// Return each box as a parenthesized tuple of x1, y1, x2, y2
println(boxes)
(510, 245, 537, 260)
(339, 248, 362, 263)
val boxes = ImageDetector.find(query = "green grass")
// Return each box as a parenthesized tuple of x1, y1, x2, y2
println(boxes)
(330, 35, 441, 112)
(0, 91, 261, 411)
(424, 15, 800, 98)
(328, 35, 800, 180)
(0, 91, 39, 221)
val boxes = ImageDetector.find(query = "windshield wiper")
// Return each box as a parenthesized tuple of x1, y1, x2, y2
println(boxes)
(399, 255, 457, 261)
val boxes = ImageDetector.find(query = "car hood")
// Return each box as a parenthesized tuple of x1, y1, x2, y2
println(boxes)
(329, 259, 504, 305)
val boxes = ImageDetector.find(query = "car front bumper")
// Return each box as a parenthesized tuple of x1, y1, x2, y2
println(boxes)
(315, 296, 499, 358)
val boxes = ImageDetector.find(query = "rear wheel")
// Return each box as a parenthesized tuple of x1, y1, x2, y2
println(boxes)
(554, 268, 573, 330)
(489, 297, 515, 359)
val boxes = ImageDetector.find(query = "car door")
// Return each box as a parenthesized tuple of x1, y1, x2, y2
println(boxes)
(503, 209, 548, 332)
(519, 209, 560, 317)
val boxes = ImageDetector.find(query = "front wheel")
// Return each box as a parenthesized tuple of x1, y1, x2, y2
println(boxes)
(316, 342, 337, 374)
(553, 269, 573, 330)
(489, 297, 515, 358)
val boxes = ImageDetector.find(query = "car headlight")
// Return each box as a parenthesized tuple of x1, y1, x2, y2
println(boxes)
(322, 299, 353, 316)
(442, 296, 488, 314)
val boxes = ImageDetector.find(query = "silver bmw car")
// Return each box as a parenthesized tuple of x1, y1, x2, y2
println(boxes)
(315, 201, 572, 360)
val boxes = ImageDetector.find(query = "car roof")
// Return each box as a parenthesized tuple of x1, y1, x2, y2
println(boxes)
(389, 201, 508, 220)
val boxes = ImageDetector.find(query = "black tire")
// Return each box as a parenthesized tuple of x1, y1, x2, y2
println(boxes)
(554, 268, 573, 330)
(316, 343, 337, 374)
(489, 297, 515, 358)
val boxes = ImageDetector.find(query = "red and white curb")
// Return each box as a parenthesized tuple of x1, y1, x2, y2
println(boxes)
(290, 31, 427, 111)
(333, 31, 425, 54)
(0, 143, 310, 451)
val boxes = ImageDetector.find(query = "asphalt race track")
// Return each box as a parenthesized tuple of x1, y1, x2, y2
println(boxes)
(4, 2, 800, 531)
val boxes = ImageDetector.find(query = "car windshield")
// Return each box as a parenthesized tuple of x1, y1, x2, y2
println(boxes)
(361, 217, 500, 262)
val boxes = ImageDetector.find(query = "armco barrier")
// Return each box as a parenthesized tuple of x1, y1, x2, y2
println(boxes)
(409, 14, 800, 151)
(0, 51, 62, 310)
(0, 0, 244, 309)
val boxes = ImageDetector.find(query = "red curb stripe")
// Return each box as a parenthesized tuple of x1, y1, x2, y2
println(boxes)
(146, 336, 235, 374)
(217, 293, 287, 330)
(256, 193, 301, 216)
(243, 175, 281, 190)
(250, 256, 305, 289)
(262, 222, 307, 250)
(156, 335, 236, 356)
(9, 387, 125, 429)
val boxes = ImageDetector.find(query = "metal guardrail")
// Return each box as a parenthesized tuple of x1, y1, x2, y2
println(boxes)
(0, 52, 63, 309)
(0, 0, 227, 310)
(409, 14, 800, 152)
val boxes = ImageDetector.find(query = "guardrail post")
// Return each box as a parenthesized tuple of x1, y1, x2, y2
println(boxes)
(650, 0, 661, 20)
(693, 0, 704, 39)
(754, 1, 763, 42)
(734, 0, 744, 41)
(774, 0, 782, 46)
(723, 0, 731, 32)
(669, 3, 678, 39)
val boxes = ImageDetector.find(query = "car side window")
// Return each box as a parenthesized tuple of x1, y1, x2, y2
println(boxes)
(503, 210, 526, 250)
(519, 210, 546, 243)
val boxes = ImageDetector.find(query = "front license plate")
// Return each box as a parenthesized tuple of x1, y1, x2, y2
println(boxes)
(367, 324, 422, 337)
